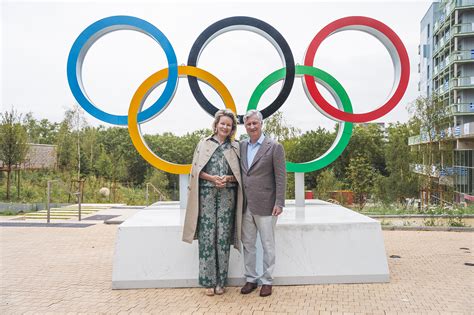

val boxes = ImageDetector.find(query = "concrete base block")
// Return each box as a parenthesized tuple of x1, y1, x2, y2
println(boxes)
(112, 200, 389, 289)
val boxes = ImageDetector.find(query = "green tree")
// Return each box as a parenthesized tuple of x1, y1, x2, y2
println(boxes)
(80, 126, 101, 176)
(382, 123, 419, 203)
(23, 113, 58, 144)
(408, 95, 450, 206)
(96, 127, 130, 183)
(145, 169, 170, 201)
(95, 146, 113, 180)
(55, 120, 76, 171)
(263, 111, 301, 142)
(286, 127, 336, 189)
(315, 168, 342, 200)
(0, 109, 28, 200)
(347, 155, 377, 210)
(333, 124, 386, 182)
(64, 105, 88, 180)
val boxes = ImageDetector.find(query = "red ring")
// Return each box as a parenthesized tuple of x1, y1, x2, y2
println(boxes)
(303, 16, 410, 123)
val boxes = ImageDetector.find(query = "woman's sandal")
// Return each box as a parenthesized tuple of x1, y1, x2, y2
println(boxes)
(205, 288, 215, 296)
(215, 286, 225, 295)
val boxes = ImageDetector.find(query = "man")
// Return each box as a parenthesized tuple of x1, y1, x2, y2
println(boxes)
(239, 109, 286, 297)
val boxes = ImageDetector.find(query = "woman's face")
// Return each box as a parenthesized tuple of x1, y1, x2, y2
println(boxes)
(216, 115, 233, 138)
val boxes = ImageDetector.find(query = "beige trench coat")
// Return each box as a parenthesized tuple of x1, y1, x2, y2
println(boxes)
(182, 135, 243, 251)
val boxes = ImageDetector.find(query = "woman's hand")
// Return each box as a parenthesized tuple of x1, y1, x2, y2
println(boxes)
(225, 175, 235, 183)
(212, 175, 226, 188)
(199, 172, 232, 188)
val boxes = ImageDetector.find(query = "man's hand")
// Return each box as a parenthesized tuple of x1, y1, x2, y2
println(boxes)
(272, 206, 283, 216)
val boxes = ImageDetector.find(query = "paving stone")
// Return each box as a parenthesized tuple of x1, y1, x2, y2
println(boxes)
(1, 226, 473, 313)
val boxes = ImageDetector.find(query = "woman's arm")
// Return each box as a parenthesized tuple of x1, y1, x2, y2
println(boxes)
(199, 171, 225, 188)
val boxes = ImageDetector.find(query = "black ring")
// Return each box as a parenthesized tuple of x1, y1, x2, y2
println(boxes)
(187, 16, 295, 124)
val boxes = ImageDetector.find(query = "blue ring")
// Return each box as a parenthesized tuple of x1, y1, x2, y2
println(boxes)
(67, 16, 178, 125)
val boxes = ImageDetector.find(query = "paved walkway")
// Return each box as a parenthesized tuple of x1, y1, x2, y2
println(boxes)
(1, 223, 473, 314)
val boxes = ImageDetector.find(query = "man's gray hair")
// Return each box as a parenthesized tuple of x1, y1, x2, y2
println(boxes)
(243, 110, 263, 123)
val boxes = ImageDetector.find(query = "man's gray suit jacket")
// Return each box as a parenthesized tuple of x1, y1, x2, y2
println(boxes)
(240, 136, 286, 216)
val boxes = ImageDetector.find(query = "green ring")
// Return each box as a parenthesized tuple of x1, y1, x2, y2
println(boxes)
(247, 65, 353, 173)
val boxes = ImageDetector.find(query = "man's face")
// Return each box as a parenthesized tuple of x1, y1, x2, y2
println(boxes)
(244, 115, 262, 139)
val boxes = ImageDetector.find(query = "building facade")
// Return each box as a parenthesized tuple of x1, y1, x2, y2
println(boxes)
(412, 0, 474, 204)
(0, 144, 57, 171)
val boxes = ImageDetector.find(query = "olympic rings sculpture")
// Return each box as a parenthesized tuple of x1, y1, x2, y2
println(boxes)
(67, 15, 409, 175)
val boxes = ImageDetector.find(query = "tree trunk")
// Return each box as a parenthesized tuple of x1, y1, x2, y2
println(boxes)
(17, 169, 20, 199)
(6, 168, 11, 200)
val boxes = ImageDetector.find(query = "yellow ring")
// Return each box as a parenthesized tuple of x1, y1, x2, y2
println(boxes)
(128, 65, 237, 174)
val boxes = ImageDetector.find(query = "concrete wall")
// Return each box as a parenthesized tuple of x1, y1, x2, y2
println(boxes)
(420, 3, 437, 97)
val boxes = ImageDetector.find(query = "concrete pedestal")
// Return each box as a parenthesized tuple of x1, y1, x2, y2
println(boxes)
(112, 200, 389, 289)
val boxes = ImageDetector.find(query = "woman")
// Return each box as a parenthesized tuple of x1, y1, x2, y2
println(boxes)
(182, 109, 243, 296)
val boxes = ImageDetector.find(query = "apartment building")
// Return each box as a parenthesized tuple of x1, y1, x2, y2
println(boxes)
(411, 0, 474, 203)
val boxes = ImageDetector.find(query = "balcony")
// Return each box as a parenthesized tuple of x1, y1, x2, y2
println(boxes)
(455, 0, 474, 8)
(433, 59, 451, 79)
(452, 50, 474, 62)
(454, 23, 474, 35)
(408, 135, 421, 145)
(436, 81, 450, 94)
(410, 164, 440, 177)
(450, 76, 474, 88)
(454, 122, 474, 137)
(447, 103, 474, 115)
(434, 14, 446, 33)
(433, 31, 453, 56)
(408, 123, 474, 146)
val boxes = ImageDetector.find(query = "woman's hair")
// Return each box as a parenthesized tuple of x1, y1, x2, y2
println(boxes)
(212, 109, 238, 140)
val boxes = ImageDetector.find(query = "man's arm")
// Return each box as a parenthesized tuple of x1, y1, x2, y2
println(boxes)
(272, 142, 286, 215)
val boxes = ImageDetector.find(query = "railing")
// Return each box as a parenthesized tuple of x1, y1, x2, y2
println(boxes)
(436, 81, 449, 94)
(455, 121, 474, 137)
(438, 59, 445, 71)
(435, 0, 474, 34)
(434, 31, 453, 55)
(456, 0, 474, 8)
(444, 54, 452, 66)
(410, 164, 440, 177)
(46, 179, 83, 223)
(408, 135, 421, 145)
(453, 50, 474, 61)
(408, 122, 474, 145)
(450, 76, 474, 88)
(435, 55, 451, 74)
(447, 103, 474, 114)
(145, 182, 167, 205)
(454, 23, 474, 34)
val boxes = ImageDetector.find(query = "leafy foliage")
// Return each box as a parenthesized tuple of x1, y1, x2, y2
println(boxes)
(0, 109, 28, 199)
(2, 107, 426, 207)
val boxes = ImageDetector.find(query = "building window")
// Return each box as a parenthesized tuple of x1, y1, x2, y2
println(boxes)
(454, 150, 473, 197)
(427, 65, 430, 79)
(427, 24, 430, 39)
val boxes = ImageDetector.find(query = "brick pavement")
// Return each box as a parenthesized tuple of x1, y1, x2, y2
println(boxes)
(0, 224, 473, 314)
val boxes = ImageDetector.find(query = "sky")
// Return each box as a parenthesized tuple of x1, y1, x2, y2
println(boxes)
(1, 0, 433, 136)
